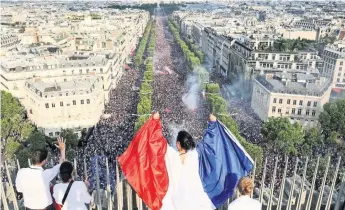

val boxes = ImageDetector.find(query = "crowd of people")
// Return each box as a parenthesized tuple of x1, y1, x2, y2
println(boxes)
(152, 16, 209, 144)
(5, 9, 344, 210)
(75, 68, 140, 190)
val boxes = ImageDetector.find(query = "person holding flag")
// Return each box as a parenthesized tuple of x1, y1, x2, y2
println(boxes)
(118, 112, 254, 210)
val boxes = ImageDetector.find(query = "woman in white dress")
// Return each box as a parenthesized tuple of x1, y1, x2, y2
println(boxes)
(227, 177, 261, 210)
(53, 162, 91, 210)
(160, 113, 216, 210)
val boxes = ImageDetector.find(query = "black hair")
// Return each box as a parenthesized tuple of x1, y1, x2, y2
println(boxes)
(177, 131, 195, 151)
(60, 162, 73, 183)
(31, 149, 48, 165)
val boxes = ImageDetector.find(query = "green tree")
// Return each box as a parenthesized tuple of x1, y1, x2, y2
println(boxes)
(1, 90, 25, 119)
(319, 99, 345, 140)
(262, 117, 304, 155)
(16, 149, 31, 168)
(5, 138, 22, 160)
(299, 128, 323, 156)
(206, 83, 220, 94)
(137, 97, 151, 115)
(26, 131, 48, 150)
(60, 129, 79, 148)
(141, 82, 152, 93)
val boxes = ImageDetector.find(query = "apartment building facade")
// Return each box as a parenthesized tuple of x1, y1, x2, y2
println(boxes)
(321, 46, 345, 89)
(0, 8, 150, 137)
(24, 77, 104, 137)
(202, 27, 253, 82)
(248, 51, 323, 75)
(251, 73, 331, 127)
(0, 52, 120, 103)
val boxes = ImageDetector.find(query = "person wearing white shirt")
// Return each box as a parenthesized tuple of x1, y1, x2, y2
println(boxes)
(53, 161, 91, 210)
(228, 177, 261, 210)
(15, 137, 66, 210)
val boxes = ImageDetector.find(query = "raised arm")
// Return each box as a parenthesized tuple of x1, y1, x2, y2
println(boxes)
(199, 114, 218, 145)
(44, 137, 65, 181)
(57, 137, 66, 164)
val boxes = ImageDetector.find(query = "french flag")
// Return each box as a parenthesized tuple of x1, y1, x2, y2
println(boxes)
(118, 117, 254, 210)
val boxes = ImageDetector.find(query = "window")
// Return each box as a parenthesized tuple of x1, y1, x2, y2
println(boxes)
(87, 99, 90, 104)
(278, 108, 282, 114)
(337, 78, 341, 82)
(340, 61, 343, 66)
(55, 132, 60, 136)
(49, 132, 53, 137)
(306, 110, 310, 115)
(313, 102, 318, 107)
(64, 78, 67, 82)
(100, 68, 103, 73)
(273, 98, 277, 103)
(298, 109, 302, 115)
(73, 100, 76, 105)
(279, 99, 283, 104)
(307, 101, 311, 106)
(60, 102, 63, 106)
(299, 100, 303, 106)
(287, 99, 291, 104)
(52, 103, 55, 108)
(79, 69, 82, 74)
(292, 108, 296, 114)
(312, 110, 316, 116)
(86, 69, 89, 74)
(285, 108, 290, 114)
(81, 100, 84, 104)
(272, 106, 276, 113)
(338, 72, 341, 77)
(45, 103, 49, 108)
(293, 100, 297, 105)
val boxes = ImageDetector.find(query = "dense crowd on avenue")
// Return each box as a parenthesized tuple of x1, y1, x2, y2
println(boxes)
(70, 14, 211, 191)
(152, 16, 209, 143)
(75, 67, 140, 190)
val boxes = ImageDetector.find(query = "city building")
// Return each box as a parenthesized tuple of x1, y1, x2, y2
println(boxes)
(24, 77, 104, 137)
(251, 72, 332, 127)
(248, 50, 323, 75)
(321, 45, 345, 90)
(202, 27, 253, 91)
(0, 5, 150, 136)
(1, 52, 119, 103)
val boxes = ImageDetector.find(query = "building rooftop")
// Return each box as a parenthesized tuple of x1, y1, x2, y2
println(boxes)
(255, 73, 331, 97)
(1, 52, 115, 72)
(25, 76, 102, 96)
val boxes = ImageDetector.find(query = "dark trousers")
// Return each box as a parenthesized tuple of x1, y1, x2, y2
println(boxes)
(25, 204, 53, 210)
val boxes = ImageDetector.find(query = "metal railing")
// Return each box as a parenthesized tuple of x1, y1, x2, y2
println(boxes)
(1, 155, 344, 210)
